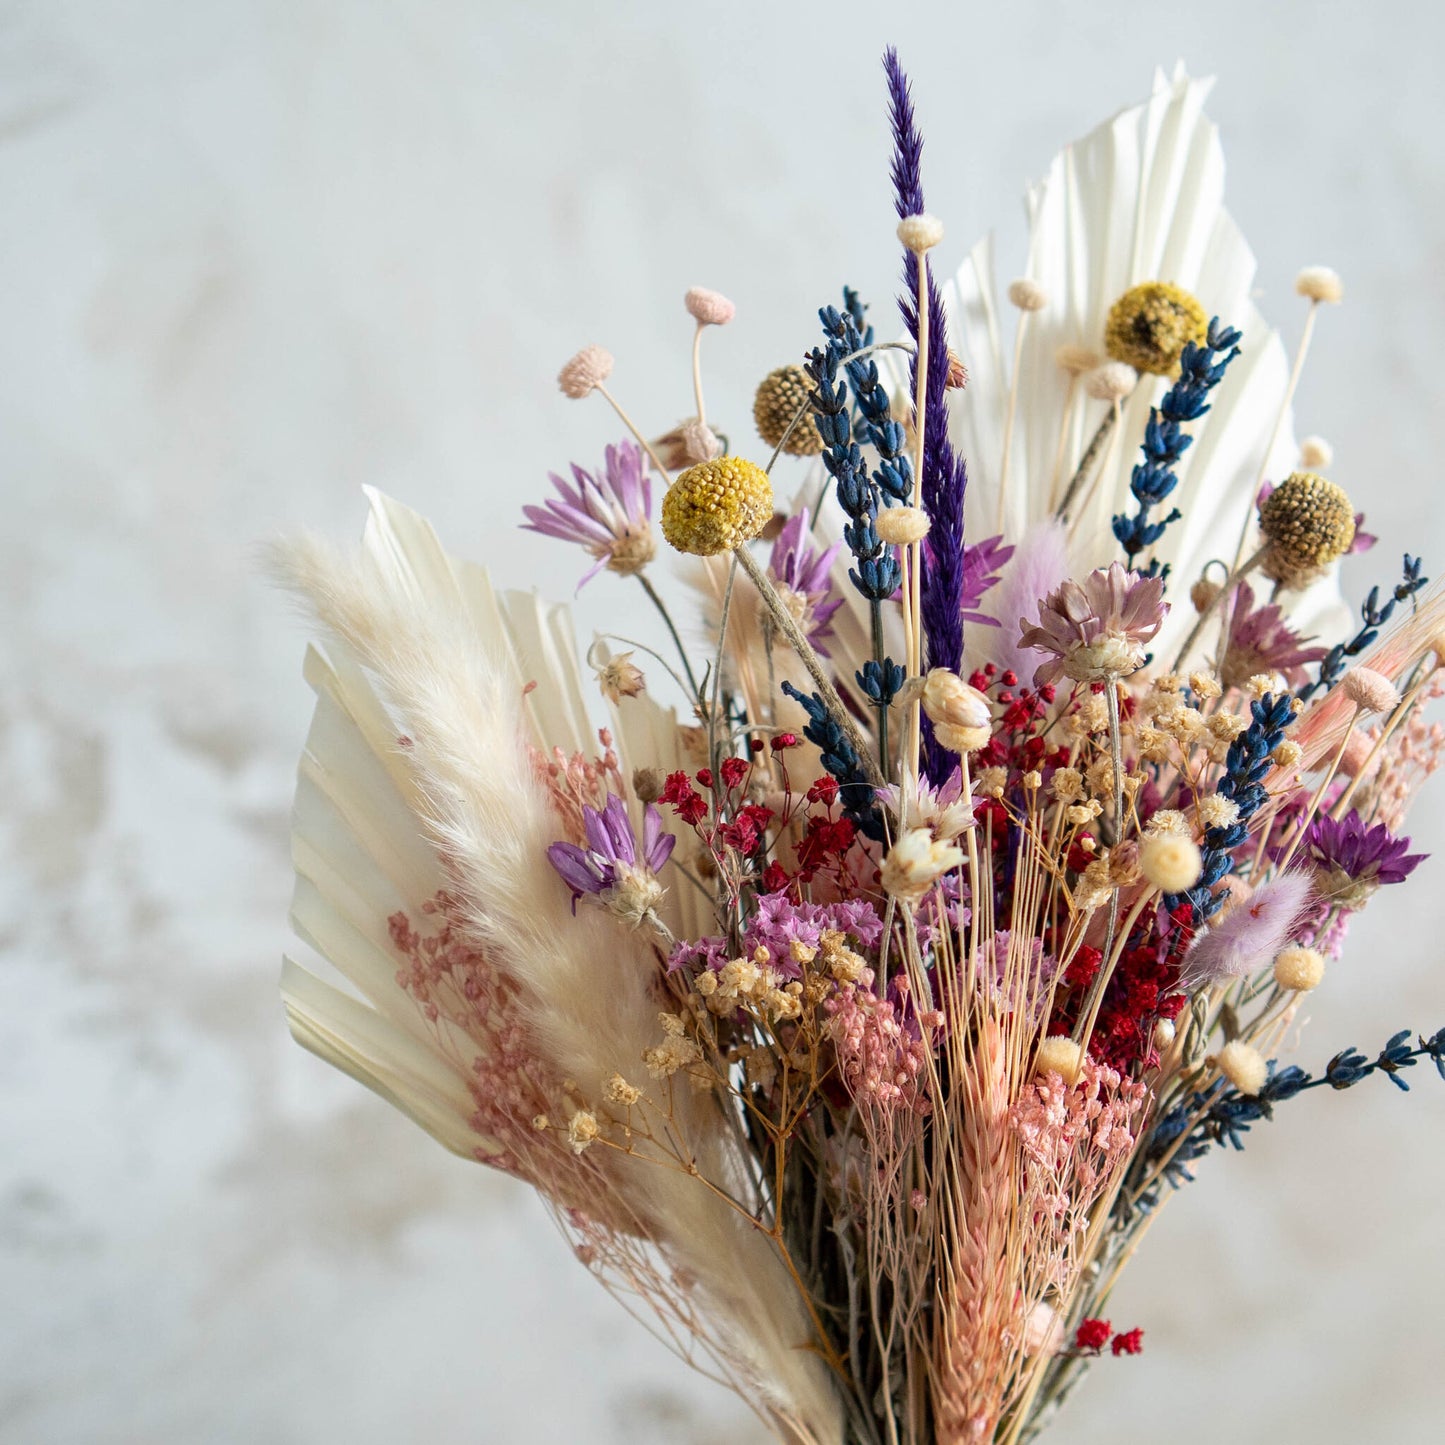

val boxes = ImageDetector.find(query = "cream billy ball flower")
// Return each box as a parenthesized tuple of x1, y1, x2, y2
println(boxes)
(1034, 1035, 1084, 1085)
(1216, 1040, 1268, 1097)
(1296, 266, 1343, 304)
(1274, 944, 1325, 992)
(897, 212, 944, 253)
(1007, 277, 1048, 311)
(1083, 361, 1138, 402)
(1139, 832, 1202, 893)
(875, 505, 931, 545)
(881, 828, 964, 905)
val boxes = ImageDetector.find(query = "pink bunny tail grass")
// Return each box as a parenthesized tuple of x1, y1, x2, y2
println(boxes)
(989, 519, 1072, 681)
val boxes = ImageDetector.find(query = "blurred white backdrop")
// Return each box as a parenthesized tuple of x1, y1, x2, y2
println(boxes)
(3, 2, 1444, 1441)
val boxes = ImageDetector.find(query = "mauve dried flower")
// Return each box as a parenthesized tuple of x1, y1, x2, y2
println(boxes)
(1018, 562, 1167, 685)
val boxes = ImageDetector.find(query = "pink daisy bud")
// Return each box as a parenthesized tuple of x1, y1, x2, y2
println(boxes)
(684, 287, 735, 326)
(557, 344, 614, 399)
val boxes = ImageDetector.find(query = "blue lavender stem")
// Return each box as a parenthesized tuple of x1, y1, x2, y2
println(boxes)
(1167, 690, 1294, 923)
(1113, 318, 1242, 566)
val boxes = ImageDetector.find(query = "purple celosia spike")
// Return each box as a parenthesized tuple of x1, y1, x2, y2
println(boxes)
(885, 50, 968, 782)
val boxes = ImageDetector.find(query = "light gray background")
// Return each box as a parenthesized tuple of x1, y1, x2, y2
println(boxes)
(4, 2, 1443, 1442)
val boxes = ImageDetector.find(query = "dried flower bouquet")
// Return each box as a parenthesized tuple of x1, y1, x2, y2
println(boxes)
(273, 53, 1445, 1445)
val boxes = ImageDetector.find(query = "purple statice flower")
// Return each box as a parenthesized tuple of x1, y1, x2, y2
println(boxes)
(521, 439, 655, 588)
(745, 894, 883, 977)
(669, 895, 884, 980)
(957, 534, 1015, 628)
(1018, 562, 1167, 686)
(1302, 810, 1427, 909)
(1182, 874, 1314, 986)
(1219, 581, 1328, 691)
(769, 510, 844, 655)
(547, 793, 675, 925)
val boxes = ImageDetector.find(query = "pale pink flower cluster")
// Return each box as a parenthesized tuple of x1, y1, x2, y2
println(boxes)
(1371, 673, 1445, 832)
(528, 727, 625, 843)
(1010, 1057, 1147, 1250)
(389, 893, 578, 1197)
(825, 972, 935, 1114)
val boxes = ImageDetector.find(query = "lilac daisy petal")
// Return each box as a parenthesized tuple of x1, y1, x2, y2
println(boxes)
(520, 440, 657, 587)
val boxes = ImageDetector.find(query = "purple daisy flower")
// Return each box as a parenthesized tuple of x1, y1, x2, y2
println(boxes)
(521, 439, 655, 587)
(769, 509, 844, 655)
(547, 794, 676, 925)
(1303, 809, 1427, 909)
(1219, 581, 1327, 691)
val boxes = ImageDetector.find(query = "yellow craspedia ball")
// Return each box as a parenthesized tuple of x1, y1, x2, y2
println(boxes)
(661, 457, 774, 556)
(1258, 471, 1356, 587)
(1104, 281, 1208, 375)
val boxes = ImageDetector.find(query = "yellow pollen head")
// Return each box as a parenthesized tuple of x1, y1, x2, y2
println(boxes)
(661, 457, 774, 556)
(1104, 281, 1208, 375)
(753, 365, 824, 455)
(1258, 471, 1356, 587)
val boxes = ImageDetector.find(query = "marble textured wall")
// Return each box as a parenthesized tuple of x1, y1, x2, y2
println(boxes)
(4, 3, 1444, 1441)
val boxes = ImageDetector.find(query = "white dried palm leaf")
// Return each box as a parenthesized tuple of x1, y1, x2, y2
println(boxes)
(276, 490, 840, 1442)
(865, 65, 1352, 671)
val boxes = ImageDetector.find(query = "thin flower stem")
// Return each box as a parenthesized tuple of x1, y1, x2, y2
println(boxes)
(1065, 399, 1124, 548)
(871, 599, 891, 776)
(996, 308, 1032, 532)
(636, 573, 702, 700)
(690, 323, 708, 427)
(1169, 544, 1269, 674)
(595, 382, 673, 480)
(1053, 407, 1118, 521)
(1046, 375, 1081, 511)
(1229, 300, 1319, 573)
(904, 254, 930, 800)
(732, 544, 886, 789)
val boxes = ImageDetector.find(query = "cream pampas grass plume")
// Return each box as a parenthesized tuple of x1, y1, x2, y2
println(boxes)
(274, 492, 838, 1442)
